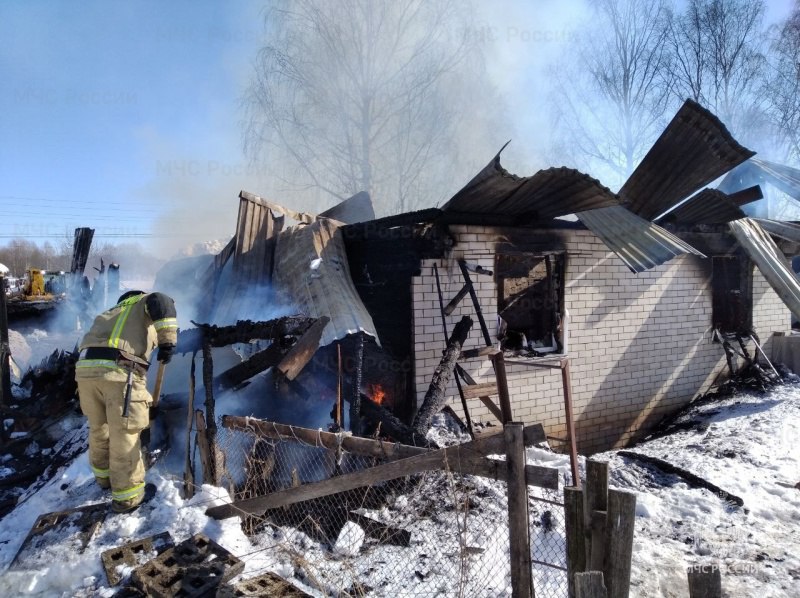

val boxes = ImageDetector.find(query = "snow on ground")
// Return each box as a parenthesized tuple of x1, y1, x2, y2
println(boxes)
(0, 384, 797, 596)
(598, 387, 800, 597)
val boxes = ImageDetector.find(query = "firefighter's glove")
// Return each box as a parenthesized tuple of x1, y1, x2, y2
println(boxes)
(156, 344, 175, 364)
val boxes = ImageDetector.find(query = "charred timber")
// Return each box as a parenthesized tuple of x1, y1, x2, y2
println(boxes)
(178, 316, 317, 354)
(412, 316, 473, 436)
(215, 343, 290, 391)
(360, 396, 431, 448)
(350, 333, 364, 436)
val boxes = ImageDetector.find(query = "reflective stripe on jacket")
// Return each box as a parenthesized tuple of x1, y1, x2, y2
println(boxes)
(78, 292, 178, 366)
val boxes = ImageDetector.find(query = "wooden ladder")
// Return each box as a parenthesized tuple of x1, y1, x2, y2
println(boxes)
(433, 260, 514, 438)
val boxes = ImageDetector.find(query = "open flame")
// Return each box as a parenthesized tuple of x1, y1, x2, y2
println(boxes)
(368, 383, 387, 406)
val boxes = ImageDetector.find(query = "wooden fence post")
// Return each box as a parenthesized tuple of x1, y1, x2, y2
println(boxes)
(603, 489, 636, 598)
(564, 486, 586, 598)
(575, 572, 607, 598)
(506, 422, 533, 598)
(584, 460, 609, 571)
(687, 565, 722, 598)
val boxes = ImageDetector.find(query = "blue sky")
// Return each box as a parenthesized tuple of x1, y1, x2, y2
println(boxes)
(1, 1, 795, 256)
(0, 1, 266, 255)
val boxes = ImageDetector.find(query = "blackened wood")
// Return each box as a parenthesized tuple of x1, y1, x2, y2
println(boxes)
(178, 316, 316, 354)
(433, 263, 474, 437)
(336, 343, 343, 427)
(350, 333, 364, 435)
(575, 572, 607, 598)
(492, 352, 514, 423)
(617, 451, 744, 506)
(195, 410, 213, 486)
(360, 396, 430, 447)
(687, 566, 722, 598)
(201, 340, 219, 485)
(603, 489, 636, 598)
(565, 486, 587, 598)
(70, 227, 94, 275)
(459, 346, 500, 360)
(561, 359, 580, 486)
(215, 343, 288, 391)
(458, 260, 492, 346)
(412, 316, 473, 435)
(184, 353, 197, 499)
(277, 316, 329, 381)
(505, 423, 533, 598)
(348, 512, 411, 547)
(585, 460, 609, 571)
(444, 283, 470, 315)
(0, 275, 10, 414)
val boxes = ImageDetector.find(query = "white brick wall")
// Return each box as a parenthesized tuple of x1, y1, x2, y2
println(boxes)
(412, 227, 791, 453)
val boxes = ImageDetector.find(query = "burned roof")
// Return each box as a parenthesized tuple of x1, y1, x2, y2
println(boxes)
(577, 205, 705, 273)
(272, 218, 379, 346)
(620, 99, 755, 221)
(441, 145, 619, 223)
(659, 188, 757, 225)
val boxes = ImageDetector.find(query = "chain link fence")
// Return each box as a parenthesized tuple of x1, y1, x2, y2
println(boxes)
(211, 422, 568, 597)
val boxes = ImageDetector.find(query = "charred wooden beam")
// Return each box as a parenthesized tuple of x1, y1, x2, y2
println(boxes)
(184, 352, 197, 499)
(215, 343, 289, 391)
(412, 316, 473, 436)
(70, 227, 94, 275)
(360, 396, 430, 447)
(276, 316, 330, 381)
(348, 512, 411, 547)
(618, 450, 744, 506)
(350, 333, 365, 436)
(178, 316, 317, 354)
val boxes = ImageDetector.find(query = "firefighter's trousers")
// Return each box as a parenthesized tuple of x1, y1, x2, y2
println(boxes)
(76, 367, 151, 505)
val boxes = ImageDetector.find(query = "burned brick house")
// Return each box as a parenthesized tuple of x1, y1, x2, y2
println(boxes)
(180, 99, 800, 457)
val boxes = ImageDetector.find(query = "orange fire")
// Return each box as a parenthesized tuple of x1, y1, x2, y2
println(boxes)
(368, 383, 388, 406)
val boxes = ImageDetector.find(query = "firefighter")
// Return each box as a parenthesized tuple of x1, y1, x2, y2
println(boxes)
(75, 290, 178, 512)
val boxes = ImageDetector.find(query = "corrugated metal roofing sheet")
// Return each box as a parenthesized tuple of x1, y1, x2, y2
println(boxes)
(662, 188, 747, 225)
(272, 218, 379, 347)
(441, 146, 619, 221)
(577, 205, 706, 273)
(748, 158, 800, 200)
(729, 218, 800, 319)
(752, 218, 800, 243)
(319, 191, 375, 224)
(620, 99, 755, 221)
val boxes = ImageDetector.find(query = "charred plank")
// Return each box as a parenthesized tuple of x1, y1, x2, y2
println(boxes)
(177, 316, 317, 353)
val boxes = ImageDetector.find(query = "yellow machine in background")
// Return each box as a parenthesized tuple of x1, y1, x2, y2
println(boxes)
(25, 269, 46, 296)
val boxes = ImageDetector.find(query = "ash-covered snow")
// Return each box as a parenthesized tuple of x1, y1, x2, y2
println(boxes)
(0, 384, 797, 596)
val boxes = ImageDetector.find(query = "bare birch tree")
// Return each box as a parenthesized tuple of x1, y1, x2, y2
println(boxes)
(243, 0, 495, 214)
(764, 1, 800, 162)
(548, 0, 673, 186)
(666, 0, 766, 142)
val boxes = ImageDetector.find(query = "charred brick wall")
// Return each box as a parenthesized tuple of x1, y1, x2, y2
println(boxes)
(411, 226, 790, 454)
